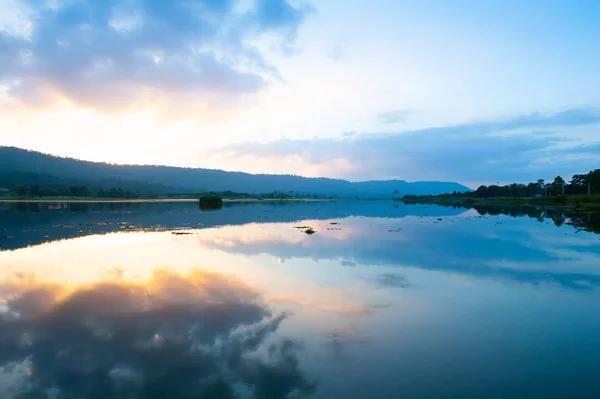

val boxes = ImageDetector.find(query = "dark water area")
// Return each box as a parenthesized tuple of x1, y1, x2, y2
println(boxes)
(0, 201, 466, 251)
(1, 201, 600, 398)
(1, 201, 598, 251)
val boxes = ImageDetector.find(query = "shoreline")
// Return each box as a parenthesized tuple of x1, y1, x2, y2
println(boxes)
(397, 195, 600, 210)
(0, 198, 331, 204)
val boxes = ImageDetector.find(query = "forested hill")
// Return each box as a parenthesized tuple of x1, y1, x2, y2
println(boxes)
(0, 147, 471, 197)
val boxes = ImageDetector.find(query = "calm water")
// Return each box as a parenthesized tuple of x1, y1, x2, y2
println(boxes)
(1, 201, 600, 398)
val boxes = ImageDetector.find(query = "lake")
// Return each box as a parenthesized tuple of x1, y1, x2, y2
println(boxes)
(1, 201, 600, 398)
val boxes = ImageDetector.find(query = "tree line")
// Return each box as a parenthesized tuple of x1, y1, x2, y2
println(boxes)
(404, 169, 600, 199)
(9, 184, 153, 199)
(6, 185, 334, 200)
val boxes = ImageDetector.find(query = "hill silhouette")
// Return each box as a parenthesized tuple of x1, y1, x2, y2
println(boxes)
(0, 147, 471, 197)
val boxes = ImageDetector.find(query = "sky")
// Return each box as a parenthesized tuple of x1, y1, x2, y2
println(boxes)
(0, 0, 599, 186)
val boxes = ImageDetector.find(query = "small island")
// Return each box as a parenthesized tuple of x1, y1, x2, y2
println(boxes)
(199, 195, 223, 209)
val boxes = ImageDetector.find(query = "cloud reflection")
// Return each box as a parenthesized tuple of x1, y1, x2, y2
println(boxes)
(192, 217, 600, 291)
(0, 269, 316, 398)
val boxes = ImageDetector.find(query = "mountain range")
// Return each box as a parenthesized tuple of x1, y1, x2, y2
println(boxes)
(0, 146, 471, 197)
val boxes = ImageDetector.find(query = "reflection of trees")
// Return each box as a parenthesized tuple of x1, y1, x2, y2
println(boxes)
(569, 213, 600, 234)
(551, 213, 566, 227)
(8, 202, 142, 213)
(0, 270, 316, 399)
(465, 205, 599, 235)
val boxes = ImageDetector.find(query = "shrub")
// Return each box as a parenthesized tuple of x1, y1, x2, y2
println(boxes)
(199, 195, 223, 209)
(553, 195, 568, 205)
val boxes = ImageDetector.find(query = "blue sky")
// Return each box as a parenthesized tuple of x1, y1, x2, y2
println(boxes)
(0, 0, 599, 186)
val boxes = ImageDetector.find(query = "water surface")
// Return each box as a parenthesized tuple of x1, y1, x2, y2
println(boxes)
(1, 202, 599, 398)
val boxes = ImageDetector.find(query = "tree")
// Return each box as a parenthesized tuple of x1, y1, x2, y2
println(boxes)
(475, 185, 488, 197)
(553, 176, 566, 195)
(569, 174, 587, 194)
(108, 188, 124, 198)
(585, 169, 600, 194)
(553, 176, 565, 186)
(537, 179, 545, 196)
(29, 185, 41, 197)
(571, 174, 586, 188)
(527, 182, 538, 196)
(392, 190, 399, 197)
(13, 184, 27, 197)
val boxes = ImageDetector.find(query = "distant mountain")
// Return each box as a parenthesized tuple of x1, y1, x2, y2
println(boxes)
(0, 147, 471, 197)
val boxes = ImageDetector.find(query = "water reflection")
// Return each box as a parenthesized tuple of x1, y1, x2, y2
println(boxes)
(187, 216, 600, 291)
(1, 201, 465, 250)
(0, 269, 315, 398)
(1, 202, 598, 252)
(471, 205, 600, 233)
(3, 203, 600, 397)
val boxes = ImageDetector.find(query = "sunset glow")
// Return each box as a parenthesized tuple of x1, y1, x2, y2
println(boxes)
(1, 0, 598, 183)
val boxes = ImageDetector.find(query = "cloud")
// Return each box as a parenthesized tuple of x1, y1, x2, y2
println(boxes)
(0, 269, 317, 399)
(377, 110, 412, 124)
(0, 0, 312, 112)
(370, 273, 411, 289)
(251, 0, 314, 35)
(327, 42, 345, 63)
(209, 107, 600, 182)
(565, 141, 600, 155)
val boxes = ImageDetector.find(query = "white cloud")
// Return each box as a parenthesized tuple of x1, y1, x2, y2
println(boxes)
(0, 0, 312, 112)
(204, 108, 600, 182)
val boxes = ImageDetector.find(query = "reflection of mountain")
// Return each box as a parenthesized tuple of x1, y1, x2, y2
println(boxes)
(0, 269, 316, 399)
(3, 202, 597, 253)
(192, 217, 600, 291)
(0, 201, 465, 251)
